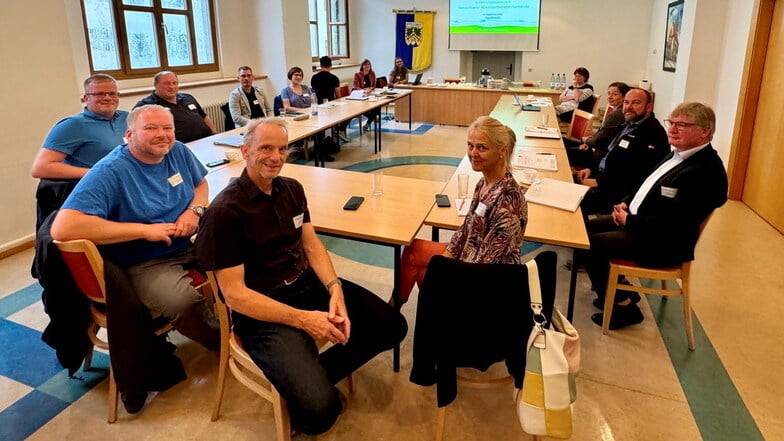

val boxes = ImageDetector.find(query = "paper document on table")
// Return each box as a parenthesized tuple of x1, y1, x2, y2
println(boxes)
(524, 178, 590, 212)
(212, 134, 244, 148)
(456, 198, 472, 216)
(513, 151, 558, 171)
(524, 126, 561, 139)
(345, 90, 368, 100)
(526, 98, 552, 107)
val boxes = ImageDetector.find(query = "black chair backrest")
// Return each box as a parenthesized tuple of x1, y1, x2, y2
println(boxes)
(376, 76, 388, 88)
(220, 103, 234, 131)
(578, 95, 596, 113)
(273, 95, 283, 116)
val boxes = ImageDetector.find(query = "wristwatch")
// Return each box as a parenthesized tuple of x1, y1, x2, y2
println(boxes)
(190, 205, 206, 217)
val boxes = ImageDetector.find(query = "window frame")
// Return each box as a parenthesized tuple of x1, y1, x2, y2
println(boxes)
(80, 0, 220, 79)
(310, 0, 350, 62)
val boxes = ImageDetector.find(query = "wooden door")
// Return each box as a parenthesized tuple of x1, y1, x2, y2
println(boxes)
(743, 0, 784, 233)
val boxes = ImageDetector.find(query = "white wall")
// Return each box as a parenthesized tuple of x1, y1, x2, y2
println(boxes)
(0, 0, 759, 249)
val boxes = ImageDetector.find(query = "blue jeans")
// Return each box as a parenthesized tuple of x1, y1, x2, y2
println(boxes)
(232, 271, 406, 435)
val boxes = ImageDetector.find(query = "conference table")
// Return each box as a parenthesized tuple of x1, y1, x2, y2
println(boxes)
(188, 89, 413, 168)
(394, 84, 561, 126)
(424, 95, 589, 320)
(200, 158, 444, 372)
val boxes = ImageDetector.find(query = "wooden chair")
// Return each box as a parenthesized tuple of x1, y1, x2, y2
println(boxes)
(602, 104, 616, 124)
(563, 109, 595, 143)
(602, 216, 714, 350)
(207, 271, 354, 441)
(53, 239, 208, 423)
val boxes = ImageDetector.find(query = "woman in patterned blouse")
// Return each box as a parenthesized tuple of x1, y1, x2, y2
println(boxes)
(395, 116, 528, 305)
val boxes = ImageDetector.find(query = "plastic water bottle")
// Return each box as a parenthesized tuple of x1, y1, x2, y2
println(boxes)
(549, 73, 555, 90)
(310, 92, 318, 116)
(561, 73, 567, 89)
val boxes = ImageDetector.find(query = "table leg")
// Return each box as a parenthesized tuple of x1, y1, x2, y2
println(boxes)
(431, 226, 440, 242)
(408, 93, 412, 131)
(392, 245, 401, 372)
(567, 248, 577, 321)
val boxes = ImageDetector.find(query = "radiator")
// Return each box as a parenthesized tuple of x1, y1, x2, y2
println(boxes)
(203, 101, 229, 133)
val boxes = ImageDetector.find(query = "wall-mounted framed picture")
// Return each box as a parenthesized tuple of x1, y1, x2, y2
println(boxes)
(663, 0, 684, 72)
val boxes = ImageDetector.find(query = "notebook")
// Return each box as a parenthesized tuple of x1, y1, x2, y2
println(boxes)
(411, 73, 423, 85)
(345, 90, 369, 100)
(524, 126, 561, 139)
(212, 134, 244, 148)
(524, 178, 590, 212)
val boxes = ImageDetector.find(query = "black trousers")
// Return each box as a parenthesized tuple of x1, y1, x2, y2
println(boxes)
(581, 215, 640, 303)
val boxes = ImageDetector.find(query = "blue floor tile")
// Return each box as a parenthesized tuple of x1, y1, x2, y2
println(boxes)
(0, 390, 70, 441)
(0, 318, 64, 387)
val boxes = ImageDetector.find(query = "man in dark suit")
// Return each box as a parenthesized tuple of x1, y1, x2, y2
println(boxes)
(584, 102, 728, 329)
(577, 88, 670, 216)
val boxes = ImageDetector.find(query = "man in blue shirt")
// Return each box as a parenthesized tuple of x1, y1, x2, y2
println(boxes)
(134, 71, 217, 143)
(31, 74, 128, 230)
(52, 104, 219, 412)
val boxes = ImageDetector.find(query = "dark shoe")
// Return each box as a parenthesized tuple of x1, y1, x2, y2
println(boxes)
(592, 290, 641, 310)
(363, 122, 372, 132)
(121, 391, 148, 414)
(591, 303, 644, 329)
(323, 154, 336, 162)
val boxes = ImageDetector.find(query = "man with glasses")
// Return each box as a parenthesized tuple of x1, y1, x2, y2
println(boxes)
(134, 71, 217, 143)
(31, 73, 128, 230)
(577, 88, 670, 216)
(583, 102, 728, 329)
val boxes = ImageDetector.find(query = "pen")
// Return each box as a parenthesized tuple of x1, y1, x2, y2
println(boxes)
(459, 199, 465, 211)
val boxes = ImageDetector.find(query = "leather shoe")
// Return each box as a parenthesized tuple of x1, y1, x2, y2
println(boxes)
(591, 303, 644, 329)
(121, 391, 148, 414)
(592, 290, 641, 310)
(363, 122, 372, 132)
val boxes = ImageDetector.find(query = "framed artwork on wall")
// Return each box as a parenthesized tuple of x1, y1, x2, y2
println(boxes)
(663, 0, 684, 72)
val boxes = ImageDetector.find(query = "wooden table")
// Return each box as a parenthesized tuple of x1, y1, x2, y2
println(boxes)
(204, 161, 444, 371)
(393, 84, 560, 126)
(424, 95, 589, 319)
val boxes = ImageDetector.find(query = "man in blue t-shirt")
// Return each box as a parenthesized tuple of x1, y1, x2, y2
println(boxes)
(31, 74, 129, 230)
(32, 73, 127, 180)
(52, 104, 219, 412)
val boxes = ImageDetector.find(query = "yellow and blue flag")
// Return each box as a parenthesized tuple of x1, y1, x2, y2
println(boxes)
(395, 12, 433, 72)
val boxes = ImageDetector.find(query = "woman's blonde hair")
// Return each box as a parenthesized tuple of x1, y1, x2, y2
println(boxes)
(467, 116, 516, 171)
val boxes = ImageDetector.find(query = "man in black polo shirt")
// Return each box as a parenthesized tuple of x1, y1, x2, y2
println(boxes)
(134, 71, 216, 143)
(195, 117, 406, 436)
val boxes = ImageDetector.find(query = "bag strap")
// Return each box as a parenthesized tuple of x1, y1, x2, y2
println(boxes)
(525, 258, 548, 349)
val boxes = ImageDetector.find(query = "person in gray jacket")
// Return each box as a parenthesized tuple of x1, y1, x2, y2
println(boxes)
(228, 65, 269, 128)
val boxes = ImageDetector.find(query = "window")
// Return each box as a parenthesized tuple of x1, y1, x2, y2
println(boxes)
(310, 0, 349, 61)
(81, 0, 219, 79)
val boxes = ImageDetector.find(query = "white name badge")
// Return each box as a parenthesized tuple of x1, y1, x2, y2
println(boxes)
(475, 202, 488, 216)
(168, 173, 183, 187)
(253, 100, 259, 105)
(661, 186, 678, 198)
(618, 139, 630, 149)
(188, 103, 197, 110)
(303, 93, 310, 98)
(293, 213, 304, 229)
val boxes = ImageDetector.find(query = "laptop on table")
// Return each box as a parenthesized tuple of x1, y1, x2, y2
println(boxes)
(411, 73, 423, 85)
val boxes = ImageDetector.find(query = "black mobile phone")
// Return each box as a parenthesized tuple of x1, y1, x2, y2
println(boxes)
(435, 194, 451, 207)
(206, 158, 230, 167)
(343, 196, 365, 210)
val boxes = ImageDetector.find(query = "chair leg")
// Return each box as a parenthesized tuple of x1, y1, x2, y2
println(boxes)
(347, 373, 356, 394)
(108, 366, 118, 423)
(435, 406, 446, 441)
(681, 268, 695, 350)
(271, 389, 292, 441)
(602, 265, 621, 334)
(83, 345, 94, 371)
(211, 341, 230, 421)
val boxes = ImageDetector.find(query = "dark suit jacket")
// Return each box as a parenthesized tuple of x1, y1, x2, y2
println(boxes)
(623, 144, 728, 267)
(592, 113, 670, 205)
(585, 105, 625, 163)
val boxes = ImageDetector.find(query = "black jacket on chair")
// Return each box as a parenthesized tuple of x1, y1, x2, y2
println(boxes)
(409, 251, 556, 407)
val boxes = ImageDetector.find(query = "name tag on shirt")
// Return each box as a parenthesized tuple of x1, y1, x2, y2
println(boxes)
(168, 173, 183, 187)
(293, 213, 304, 229)
(475, 202, 488, 216)
(188, 103, 197, 110)
(618, 139, 630, 149)
(661, 186, 678, 198)
(253, 100, 259, 105)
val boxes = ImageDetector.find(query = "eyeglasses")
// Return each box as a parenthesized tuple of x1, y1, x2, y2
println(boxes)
(85, 91, 120, 98)
(663, 120, 697, 130)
